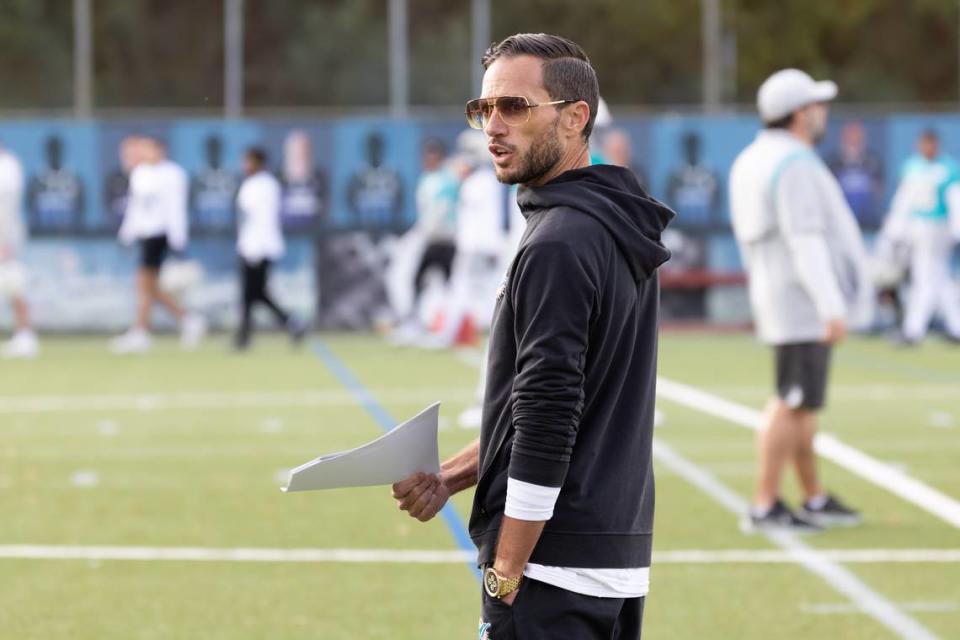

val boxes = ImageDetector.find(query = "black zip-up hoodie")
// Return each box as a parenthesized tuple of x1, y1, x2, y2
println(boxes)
(470, 164, 674, 570)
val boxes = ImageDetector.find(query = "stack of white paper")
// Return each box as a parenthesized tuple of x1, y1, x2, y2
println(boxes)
(282, 403, 441, 492)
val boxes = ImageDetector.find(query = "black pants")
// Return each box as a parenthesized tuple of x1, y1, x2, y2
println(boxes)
(414, 241, 456, 297)
(480, 578, 645, 640)
(238, 259, 289, 345)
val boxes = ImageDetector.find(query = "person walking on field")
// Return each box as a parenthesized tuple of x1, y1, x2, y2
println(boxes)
(112, 137, 206, 354)
(729, 69, 873, 534)
(234, 147, 304, 350)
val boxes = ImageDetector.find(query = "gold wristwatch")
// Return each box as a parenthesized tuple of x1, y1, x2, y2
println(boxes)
(483, 567, 522, 599)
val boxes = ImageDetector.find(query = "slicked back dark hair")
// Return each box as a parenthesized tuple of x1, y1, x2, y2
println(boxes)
(482, 33, 599, 141)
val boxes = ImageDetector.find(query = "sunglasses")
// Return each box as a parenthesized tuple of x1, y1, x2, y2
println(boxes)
(465, 96, 576, 129)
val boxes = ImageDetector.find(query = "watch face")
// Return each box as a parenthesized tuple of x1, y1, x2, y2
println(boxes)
(483, 568, 500, 597)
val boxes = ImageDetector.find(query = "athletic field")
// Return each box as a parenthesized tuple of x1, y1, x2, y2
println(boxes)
(1, 332, 958, 639)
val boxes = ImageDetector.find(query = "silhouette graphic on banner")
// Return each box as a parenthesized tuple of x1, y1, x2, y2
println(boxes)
(28, 136, 84, 233)
(347, 132, 403, 231)
(666, 132, 721, 227)
(190, 135, 239, 232)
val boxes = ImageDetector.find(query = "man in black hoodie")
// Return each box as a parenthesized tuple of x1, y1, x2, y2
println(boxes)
(391, 33, 673, 639)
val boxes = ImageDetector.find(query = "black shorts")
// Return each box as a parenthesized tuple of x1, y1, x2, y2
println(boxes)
(775, 342, 832, 410)
(140, 235, 169, 270)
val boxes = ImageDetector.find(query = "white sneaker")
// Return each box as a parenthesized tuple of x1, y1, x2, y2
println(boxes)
(2, 330, 39, 359)
(111, 328, 151, 354)
(458, 404, 483, 429)
(180, 314, 207, 350)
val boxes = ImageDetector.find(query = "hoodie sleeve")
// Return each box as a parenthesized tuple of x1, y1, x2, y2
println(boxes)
(507, 237, 599, 492)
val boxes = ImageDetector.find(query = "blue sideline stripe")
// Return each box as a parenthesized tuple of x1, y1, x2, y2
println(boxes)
(311, 339, 479, 577)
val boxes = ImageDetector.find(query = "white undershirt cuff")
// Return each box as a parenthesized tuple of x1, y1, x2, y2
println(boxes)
(504, 477, 561, 521)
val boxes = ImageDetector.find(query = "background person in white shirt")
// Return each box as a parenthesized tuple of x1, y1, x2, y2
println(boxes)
(0, 144, 39, 359)
(235, 147, 303, 350)
(419, 129, 508, 349)
(113, 136, 205, 354)
(385, 138, 460, 343)
(730, 69, 873, 533)
(880, 129, 960, 344)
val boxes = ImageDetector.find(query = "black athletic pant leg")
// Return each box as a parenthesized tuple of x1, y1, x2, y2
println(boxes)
(238, 259, 289, 346)
(255, 261, 290, 327)
(480, 578, 645, 640)
(414, 241, 457, 298)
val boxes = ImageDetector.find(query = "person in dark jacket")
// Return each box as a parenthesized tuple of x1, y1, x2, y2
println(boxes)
(391, 33, 672, 639)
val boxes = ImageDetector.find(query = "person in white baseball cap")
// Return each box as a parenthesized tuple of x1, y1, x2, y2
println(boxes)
(728, 69, 873, 534)
(757, 68, 838, 125)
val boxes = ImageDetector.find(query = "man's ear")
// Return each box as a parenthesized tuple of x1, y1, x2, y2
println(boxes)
(563, 101, 591, 139)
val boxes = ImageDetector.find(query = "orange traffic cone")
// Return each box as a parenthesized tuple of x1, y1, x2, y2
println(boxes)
(454, 315, 478, 346)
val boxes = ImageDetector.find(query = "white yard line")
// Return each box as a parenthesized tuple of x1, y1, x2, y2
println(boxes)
(656, 548, 960, 564)
(653, 439, 939, 640)
(0, 546, 477, 564)
(1, 544, 958, 565)
(657, 376, 960, 529)
(696, 384, 960, 401)
(0, 388, 474, 414)
(802, 602, 958, 616)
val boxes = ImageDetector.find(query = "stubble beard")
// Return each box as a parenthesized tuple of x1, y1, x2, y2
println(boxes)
(808, 114, 828, 145)
(812, 126, 826, 145)
(495, 118, 563, 186)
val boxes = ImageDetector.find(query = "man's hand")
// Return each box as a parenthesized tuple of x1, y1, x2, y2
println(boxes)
(391, 472, 450, 522)
(824, 318, 847, 344)
(390, 440, 479, 523)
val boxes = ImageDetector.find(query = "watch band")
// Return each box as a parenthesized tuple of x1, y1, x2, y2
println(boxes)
(483, 567, 523, 599)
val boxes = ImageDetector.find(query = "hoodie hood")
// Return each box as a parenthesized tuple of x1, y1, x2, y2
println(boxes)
(517, 164, 674, 281)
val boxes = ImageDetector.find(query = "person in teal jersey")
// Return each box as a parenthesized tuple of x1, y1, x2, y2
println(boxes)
(386, 138, 460, 341)
(881, 129, 960, 344)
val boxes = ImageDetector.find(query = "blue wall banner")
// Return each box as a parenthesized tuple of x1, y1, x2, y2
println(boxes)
(2, 113, 958, 329)
(3, 113, 957, 237)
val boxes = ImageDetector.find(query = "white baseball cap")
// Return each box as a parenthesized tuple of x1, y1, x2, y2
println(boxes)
(757, 69, 837, 123)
